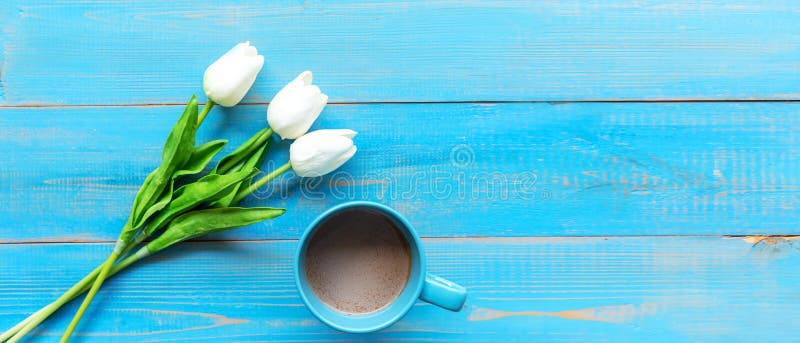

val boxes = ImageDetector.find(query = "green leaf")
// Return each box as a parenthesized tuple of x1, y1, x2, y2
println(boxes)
(121, 168, 160, 233)
(122, 96, 199, 242)
(173, 139, 228, 179)
(213, 128, 271, 175)
(160, 95, 200, 174)
(210, 138, 271, 208)
(232, 139, 272, 202)
(140, 139, 227, 234)
(145, 207, 286, 253)
(138, 179, 175, 228)
(145, 168, 259, 236)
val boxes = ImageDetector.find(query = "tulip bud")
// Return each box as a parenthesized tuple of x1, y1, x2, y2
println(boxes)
(267, 71, 328, 139)
(290, 129, 357, 177)
(203, 41, 264, 107)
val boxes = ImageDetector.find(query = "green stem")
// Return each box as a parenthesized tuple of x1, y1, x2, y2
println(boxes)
(6, 238, 146, 343)
(5, 154, 290, 341)
(262, 127, 273, 146)
(0, 309, 42, 342)
(232, 161, 292, 204)
(217, 128, 273, 175)
(6, 308, 50, 343)
(59, 242, 123, 343)
(197, 100, 215, 126)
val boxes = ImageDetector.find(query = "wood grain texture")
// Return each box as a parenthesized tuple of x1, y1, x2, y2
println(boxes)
(2, 102, 799, 241)
(1, 1, 799, 340)
(1, 0, 800, 105)
(2, 237, 799, 342)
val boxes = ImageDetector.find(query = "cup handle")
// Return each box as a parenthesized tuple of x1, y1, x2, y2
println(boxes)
(419, 274, 467, 311)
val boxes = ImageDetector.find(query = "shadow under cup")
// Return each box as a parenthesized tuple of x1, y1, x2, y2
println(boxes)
(294, 202, 425, 333)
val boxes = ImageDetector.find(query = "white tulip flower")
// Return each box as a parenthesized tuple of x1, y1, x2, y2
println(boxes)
(290, 129, 357, 177)
(267, 71, 328, 139)
(203, 41, 264, 107)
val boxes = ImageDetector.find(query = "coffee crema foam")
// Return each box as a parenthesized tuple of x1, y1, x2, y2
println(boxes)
(304, 209, 411, 315)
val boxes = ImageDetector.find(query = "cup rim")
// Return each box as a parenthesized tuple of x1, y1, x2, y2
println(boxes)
(294, 201, 426, 333)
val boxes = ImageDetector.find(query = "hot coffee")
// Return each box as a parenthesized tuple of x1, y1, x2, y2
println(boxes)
(303, 208, 411, 314)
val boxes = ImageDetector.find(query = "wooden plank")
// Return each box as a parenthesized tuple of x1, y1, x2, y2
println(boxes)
(1, 1, 799, 105)
(2, 237, 799, 342)
(2, 102, 799, 241)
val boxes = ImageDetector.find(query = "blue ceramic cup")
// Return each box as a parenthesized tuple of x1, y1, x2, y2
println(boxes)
(294, 201, 467, 333)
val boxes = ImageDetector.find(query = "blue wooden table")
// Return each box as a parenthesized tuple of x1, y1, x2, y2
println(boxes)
(2, 1, 799, 341)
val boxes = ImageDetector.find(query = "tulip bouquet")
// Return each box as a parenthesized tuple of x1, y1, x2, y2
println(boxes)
(1, 42, 357, 343)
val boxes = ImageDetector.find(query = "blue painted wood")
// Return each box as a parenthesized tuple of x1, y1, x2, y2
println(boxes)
(2, 237, 799, 342)
(1, 1, 798, 341)
(2, 102, 799, 241)
(1, 0, 799, 105)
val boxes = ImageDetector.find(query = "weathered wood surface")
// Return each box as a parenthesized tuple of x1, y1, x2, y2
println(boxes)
(2, 237, 799, 342)
(2, 0, 799, 341)
(1, 0, 800, 105)
(2, 102, 799, 241)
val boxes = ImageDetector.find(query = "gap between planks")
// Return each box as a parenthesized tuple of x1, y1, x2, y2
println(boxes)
(2, 99, 800, 109)
(2, 235, 799, 245)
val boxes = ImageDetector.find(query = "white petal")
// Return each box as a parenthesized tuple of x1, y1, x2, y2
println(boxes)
(302, 129, 357, 140)
(297, 71, 312, 85)
(289, 132, 357, 177)
(203, 42, 264, 107)
(225, 41, 256, 57)
(267, 72, 328, 139)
